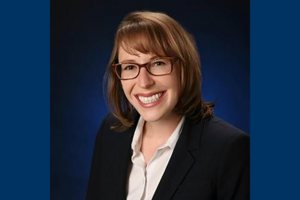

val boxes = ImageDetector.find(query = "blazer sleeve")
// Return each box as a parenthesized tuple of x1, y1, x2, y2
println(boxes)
(86, 115, 107, 200)
(217, 133, 250, 200)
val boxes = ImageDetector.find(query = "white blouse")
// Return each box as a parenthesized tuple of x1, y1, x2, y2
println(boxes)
(126, 116, 185, 200)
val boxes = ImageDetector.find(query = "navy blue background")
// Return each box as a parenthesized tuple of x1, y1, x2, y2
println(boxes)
(51, 1, 249, 200)
(2, 0, 300, 200)
(0, 1, 50, 199)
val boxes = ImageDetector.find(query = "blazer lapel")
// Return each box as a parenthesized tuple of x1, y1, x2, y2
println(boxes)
(152, 118, 204, 200)
(110, 114, 140, 199)
(113, 129, 134, 199)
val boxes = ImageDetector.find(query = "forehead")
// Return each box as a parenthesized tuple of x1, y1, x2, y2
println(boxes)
(116, 34, 167, 57)
(118, 45, 158, 63)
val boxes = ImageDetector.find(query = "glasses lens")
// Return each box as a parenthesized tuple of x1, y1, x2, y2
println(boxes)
(116, 64, 139, 79)
(149, 58, 172, 75)
(115, 57, 173, 80)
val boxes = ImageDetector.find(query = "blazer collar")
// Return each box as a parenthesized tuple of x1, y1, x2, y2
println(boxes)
(111, 118, 137, 200)
(117, 114, 206, 200)
(152, 117, 206, 200)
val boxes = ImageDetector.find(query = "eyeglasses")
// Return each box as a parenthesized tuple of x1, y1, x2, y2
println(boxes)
(113, 57, 176, 80)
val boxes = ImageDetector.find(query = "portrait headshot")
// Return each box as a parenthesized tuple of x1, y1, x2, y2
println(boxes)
(51, 1, 249, 200)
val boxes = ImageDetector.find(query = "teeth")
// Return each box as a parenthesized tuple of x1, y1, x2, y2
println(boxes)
(138, 92, 162, 104)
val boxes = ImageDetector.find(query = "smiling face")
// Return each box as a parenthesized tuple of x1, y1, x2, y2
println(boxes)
(118, 46, 181, 123)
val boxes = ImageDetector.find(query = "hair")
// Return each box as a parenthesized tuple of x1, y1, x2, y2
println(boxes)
(104, 11, 214, 131)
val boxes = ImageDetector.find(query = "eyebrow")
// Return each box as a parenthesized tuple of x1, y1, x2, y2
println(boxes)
(119, 56, 160, 64)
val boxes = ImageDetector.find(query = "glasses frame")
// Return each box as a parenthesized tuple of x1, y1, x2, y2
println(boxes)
(113, 57, 176, 80)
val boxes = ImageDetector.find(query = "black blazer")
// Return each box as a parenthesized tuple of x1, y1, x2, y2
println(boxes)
(86, 114, 250, 200)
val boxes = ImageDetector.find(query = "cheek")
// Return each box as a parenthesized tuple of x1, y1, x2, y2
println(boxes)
(121, 81, 134, 99)
(171, 73, 180, 97)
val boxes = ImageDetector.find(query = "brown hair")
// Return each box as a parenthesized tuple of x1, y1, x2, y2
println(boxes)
(104, 11, 214, 131)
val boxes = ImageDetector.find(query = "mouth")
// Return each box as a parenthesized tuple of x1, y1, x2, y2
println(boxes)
(135, 91, 165, 104)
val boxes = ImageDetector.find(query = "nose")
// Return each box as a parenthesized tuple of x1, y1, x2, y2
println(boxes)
(137, 67, 155, 88)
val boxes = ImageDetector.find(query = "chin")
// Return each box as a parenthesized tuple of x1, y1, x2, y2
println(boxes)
(136, 110, 165, 122)
(139, 113, 161, 122)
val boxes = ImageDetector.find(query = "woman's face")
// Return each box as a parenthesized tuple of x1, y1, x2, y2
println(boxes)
(118, 46, 180, 123)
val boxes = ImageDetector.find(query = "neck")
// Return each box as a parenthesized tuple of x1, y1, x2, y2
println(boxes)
(143, 113, 182, 140)
(140, 113, 183, 165)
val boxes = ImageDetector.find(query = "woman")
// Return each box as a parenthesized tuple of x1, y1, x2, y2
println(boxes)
(86, 11, 249, 200)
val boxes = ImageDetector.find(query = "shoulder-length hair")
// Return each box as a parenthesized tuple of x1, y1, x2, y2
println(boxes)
(104, 11, 214, 131)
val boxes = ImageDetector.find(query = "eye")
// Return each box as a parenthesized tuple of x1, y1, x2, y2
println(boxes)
(122, 64, 137, 70)
(153, 60, 167, 67)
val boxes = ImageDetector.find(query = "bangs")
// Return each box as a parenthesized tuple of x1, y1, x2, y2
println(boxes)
(116, 21, 176, 57)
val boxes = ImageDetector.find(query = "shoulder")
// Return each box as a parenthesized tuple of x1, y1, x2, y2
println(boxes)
(98, 113, 119, 129)
(204, 116, 248, 139)
(186, 115, 249, 151)
(93, 114, 115, 141)
(94, 113, 136, 146)
(202, 116, 248, 139)
(96, 113, 126, 136)
(98, 112, 139, 132)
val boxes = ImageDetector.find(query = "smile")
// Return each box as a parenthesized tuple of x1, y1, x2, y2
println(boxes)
(137, 92, 163, 104)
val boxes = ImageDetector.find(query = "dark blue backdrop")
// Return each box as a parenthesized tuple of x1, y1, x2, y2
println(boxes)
(51, 1, 249, 200)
